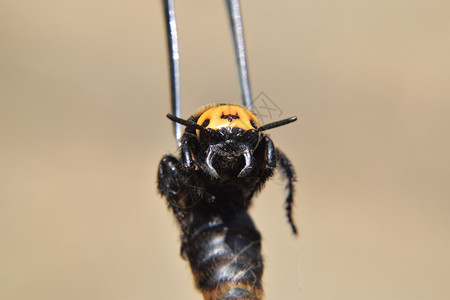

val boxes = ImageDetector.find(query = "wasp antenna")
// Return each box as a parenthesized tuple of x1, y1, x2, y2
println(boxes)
(167, 114, 206, 132)
(257, 116, 297, 132)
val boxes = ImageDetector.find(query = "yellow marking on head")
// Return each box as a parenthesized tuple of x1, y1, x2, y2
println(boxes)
(196, 105, 260, 136)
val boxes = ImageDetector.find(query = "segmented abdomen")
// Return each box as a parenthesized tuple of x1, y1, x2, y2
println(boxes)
(184, 210, 264, 300)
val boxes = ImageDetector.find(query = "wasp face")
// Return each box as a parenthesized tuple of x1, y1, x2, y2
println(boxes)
(165, 103, 297, 180)
(189, 105, 260, 179)
(200, 126, 260, 178)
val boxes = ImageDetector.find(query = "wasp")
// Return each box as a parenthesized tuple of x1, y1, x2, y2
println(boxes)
(158, 103, 297, 300)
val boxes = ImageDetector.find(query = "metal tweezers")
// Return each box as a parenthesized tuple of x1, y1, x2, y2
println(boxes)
(162, 0, 253, 144)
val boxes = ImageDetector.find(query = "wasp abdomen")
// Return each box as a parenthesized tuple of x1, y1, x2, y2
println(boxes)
(185, 210, 264, 300)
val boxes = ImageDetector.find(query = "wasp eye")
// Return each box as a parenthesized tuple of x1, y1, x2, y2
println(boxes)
(201, 119, 210, 127)
(250, 119, 257, 129)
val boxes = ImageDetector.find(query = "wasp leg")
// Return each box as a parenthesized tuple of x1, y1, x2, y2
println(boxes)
(158, 155, 182, 203)
(157, 155, 190, 248)
(172, 137, 218, 203)
(276, 148, 298, 235)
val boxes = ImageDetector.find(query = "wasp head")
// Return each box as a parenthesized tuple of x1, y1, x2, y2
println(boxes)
(167, 104, 297, 179)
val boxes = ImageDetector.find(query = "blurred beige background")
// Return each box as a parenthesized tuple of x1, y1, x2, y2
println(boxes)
(1, 0, 450, 299)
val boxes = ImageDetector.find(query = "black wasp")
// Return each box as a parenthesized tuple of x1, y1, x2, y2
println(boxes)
(157, 103, 297, 300)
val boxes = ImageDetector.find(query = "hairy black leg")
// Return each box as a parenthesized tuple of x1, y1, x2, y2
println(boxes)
(157, 155, 182, 205)
(276, 148, 298, 234)
(158, 155, 193, 257)
(157, 155, 188, 229)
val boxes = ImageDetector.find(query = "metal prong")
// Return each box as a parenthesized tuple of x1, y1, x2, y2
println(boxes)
(163, 0, 182, 144)
(225, 0, 253, 109)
